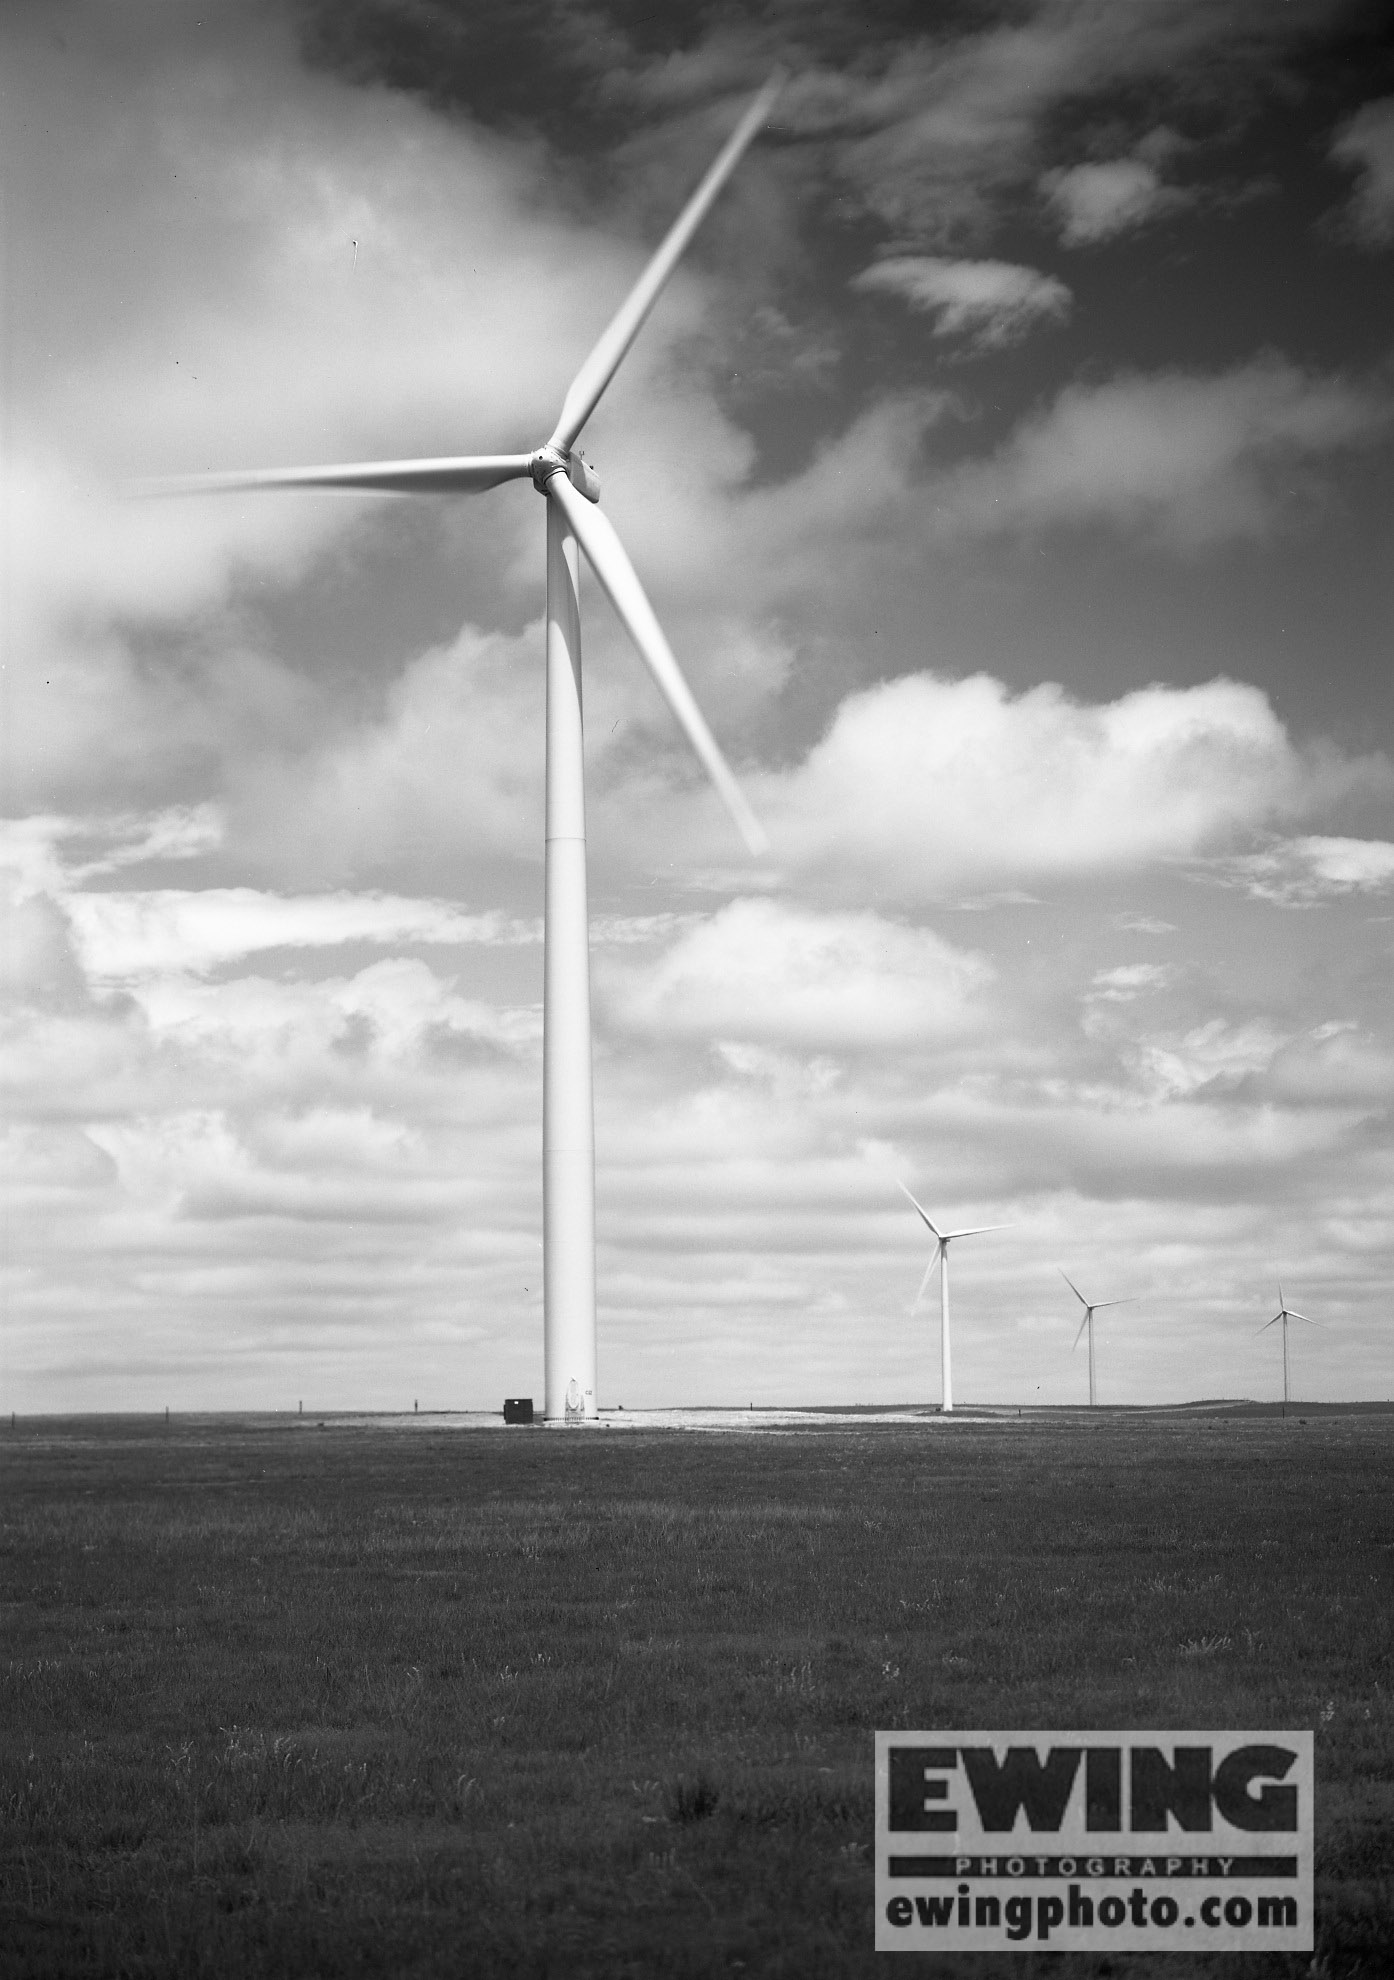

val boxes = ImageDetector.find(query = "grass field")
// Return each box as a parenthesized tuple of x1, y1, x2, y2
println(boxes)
(2, 1409, 1391, 1976)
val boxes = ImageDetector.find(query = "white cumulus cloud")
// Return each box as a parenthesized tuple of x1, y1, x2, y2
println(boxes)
(62, 890, 540, 985)
(1089, 964, 1175, 1002)
(605, 896, 994, 1046)
(1042, 157, 1188, 244)
(1208, 836, 1394, 905)
(762, 671, 1374, 901)
(852, 256, 1071, 346)
(1331, 96, 1394, 245)
(1134, 1019, 1287, 1101)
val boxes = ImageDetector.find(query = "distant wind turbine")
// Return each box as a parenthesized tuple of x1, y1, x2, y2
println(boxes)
(1058, 1269, 1135, 1408)
(1258, 1284, 1319, 1417)
(142, 78, 783, 1425)
(897, 1181, 1010, 1414)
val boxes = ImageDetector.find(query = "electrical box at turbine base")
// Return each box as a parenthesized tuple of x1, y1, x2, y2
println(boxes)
(503, 1397, 534, 1425)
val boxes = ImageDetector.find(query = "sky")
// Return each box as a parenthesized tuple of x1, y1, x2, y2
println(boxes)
(3, 0, 1393, 1412)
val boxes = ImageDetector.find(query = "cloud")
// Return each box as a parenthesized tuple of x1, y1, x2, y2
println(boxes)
(0, 809, 542, 985)
(1331, 95, 1394, 245)
(77, 807, 227, 877)
(939, 359, 1390, 546)
(762, 671, 1378, 901)
(294, 0, 1342, 259)
(1042, 157, 1189, 244)
(62, 890, 539, 985)
(1207, 835, 1394, 905)
(725, 302, 843, 392)
(0, 1, 746, 818)
(1089, 963, 1175, 1002)
(852, 256, 1070, 346)
(225, 623, 548, 887)
(0, 807, 225, 894)
(126, 957, 542, 1067)
(605, 897, 993, 1047)
(598, 358, 1389, 669)
(1132, 1019, 1286, 1101)
(778, 0, 1337, 243)
(1114, 913, 1177, 935)
(1, 894, 89, 1007)
(1263, 1024, 1394, 1107)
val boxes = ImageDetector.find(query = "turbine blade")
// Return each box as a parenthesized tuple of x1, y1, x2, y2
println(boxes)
(548, 72, 783, 453)
(1073, 1312, 1090, 1350)
(912, 1255, 937, 1313)
(1058, 1268, 1087, 1308)
(1256, 1314, 1283, 1333)
(1092, 1298, 1136, 1311)
(133, 455, 535, 498)
(943, 1224, 1012, 1240)
(546, 472, 768, 854)
(1287, 1309, 1318, 1325)
(896, 1179, 943, 1242)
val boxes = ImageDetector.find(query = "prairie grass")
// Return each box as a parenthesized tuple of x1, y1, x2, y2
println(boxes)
(1, 1409, 1391, 1975)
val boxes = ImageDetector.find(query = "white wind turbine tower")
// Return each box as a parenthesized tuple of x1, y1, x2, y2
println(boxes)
(149, 78, 782, 1424)
(1258, 1284, 1319, 1418)
(1058, 1269, 1135, 1408)
(897, 1182, 1009, 1414)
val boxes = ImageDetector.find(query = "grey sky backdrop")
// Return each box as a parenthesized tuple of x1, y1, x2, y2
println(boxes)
(3, 0, 1392, 1411)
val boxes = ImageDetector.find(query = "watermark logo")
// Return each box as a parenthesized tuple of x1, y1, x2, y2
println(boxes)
(875, 1730, 1312, 1952)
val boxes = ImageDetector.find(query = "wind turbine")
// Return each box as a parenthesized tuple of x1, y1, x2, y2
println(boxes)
(148, 78, 782, 1424)
(897, 1181, 1009, 1414)
(1258, 1284, 1319, 1418)
(1058, 1270, 1135, 1408)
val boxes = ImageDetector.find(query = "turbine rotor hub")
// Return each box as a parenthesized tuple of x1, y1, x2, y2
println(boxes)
(529, 445, 602, 502)
(529, 444, 569, 491)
